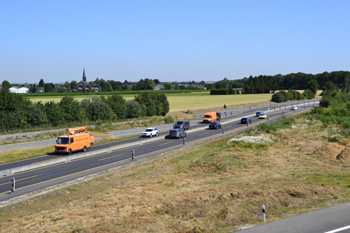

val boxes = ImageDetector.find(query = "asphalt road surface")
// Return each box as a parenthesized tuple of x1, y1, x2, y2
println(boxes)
(238, 202, 350, 233)
(0, 101, 317, 205)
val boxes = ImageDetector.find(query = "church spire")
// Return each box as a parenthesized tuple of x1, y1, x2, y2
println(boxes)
(82, 68, 86, 83)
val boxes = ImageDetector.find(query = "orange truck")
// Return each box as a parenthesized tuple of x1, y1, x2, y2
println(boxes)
(55, 126, 94, 155)
(203, 112, 221, 123)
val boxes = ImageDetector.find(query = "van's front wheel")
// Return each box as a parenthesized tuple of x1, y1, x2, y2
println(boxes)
(68, 149, 72, 155)
(83, 146, 87, 152)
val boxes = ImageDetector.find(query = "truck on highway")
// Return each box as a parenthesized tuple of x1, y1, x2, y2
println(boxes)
(203, 112, 221, 123)
(55, 126, 94, 155)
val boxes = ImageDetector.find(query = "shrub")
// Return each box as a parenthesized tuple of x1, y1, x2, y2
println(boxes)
(126, 100, 143, 118)
(85, 98, 112, 121)
(164, 115, 175, 124)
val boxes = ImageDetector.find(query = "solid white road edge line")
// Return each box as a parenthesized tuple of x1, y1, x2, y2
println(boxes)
(324, 225, 350, 233)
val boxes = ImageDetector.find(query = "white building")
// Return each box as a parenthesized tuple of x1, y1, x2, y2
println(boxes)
(9, 86, 29, 93)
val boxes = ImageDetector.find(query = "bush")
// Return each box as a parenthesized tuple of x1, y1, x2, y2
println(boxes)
(164, 115, 175, 124)
(59, 96, 81, 122)
(303, 89, 315, 99)
(271, 92, 286, 103)
(26, 102, 48, 126)
(126, 100, 143, 118)
(85, 98, 112, 121)
(103, 95, 127, 120)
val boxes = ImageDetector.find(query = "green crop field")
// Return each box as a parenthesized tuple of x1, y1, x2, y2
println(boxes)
(28, 92, 274, 112)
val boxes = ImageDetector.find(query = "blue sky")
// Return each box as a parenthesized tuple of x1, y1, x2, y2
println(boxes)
(1, 0, 350, 84)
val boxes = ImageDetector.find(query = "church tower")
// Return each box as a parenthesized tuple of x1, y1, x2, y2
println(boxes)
(82, 68, 87, 83)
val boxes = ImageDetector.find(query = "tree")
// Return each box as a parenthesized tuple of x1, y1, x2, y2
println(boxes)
(44, 83, 55, 93)
(0, 89, 30, 130)
(271, 91, 287, 103)
(306, 79, 319, 95)
(85, 98, 112, 121)
(29, 84, 38, 93)
(122, 83, 130, 90)
(70, 81, 78, 91)
(39, 79, 45, 87)
(101, 81, 113, 92)
(64, 81, 71, 92)
(341, 75, 350, 93)
(126, 100, 143, 118)
(59, 96, 81, 122)
(303, 89, 315, 99)
(322, 81, 339, 97)
(44, 101, 65, 126)
(1, 80, 10, 90)
(145, 79, 155, 90)
(26, 102, 48, 126)
(103, 95, 127, 119)
(164, 82, 172, 90)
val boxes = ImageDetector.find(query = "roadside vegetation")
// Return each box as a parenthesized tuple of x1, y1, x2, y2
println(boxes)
(0, 89, 169, 133)
(1, 92, 350, 232)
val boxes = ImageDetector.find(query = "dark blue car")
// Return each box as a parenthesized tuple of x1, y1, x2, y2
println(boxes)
(256, 111, 264, 117)
(209, 122, 222, 129)
(241, 117, 252, 124)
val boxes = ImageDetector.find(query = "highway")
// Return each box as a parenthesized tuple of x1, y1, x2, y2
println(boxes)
(0, 100, 317, 204)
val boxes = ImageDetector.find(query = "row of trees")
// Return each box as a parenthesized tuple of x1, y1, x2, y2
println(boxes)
(242, 71, 350, 94)
(271, 80, 319, 102)
(0, 90, 169, 131)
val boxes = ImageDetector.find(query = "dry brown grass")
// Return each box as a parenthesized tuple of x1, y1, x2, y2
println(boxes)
(1, 116, 350, 232)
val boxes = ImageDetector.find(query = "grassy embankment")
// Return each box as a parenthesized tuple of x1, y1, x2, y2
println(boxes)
(1, 112, 350, 232)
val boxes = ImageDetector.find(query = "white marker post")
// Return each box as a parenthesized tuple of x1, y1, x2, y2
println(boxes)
(11, 177, 15, 192)
(262, 205, 266, 222)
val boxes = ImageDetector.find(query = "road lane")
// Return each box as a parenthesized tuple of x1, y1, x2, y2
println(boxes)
(0, 101, 318, 202)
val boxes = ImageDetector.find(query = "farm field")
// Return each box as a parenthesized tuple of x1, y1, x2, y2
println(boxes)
(28, 93, 274, 112)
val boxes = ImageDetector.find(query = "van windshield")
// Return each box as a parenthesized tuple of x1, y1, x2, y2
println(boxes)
(57, 137, 69, 144)
(204, 115, 211, 118)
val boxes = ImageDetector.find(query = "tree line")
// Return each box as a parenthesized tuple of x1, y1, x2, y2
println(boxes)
(242, 71, 350, 94)
(0, 90, 169, 131)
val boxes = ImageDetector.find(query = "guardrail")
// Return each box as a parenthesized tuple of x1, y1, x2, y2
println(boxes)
(0, 100, 319, 177)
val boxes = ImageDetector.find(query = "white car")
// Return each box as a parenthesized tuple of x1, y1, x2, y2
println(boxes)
(291, 106, 298, 111)
(142, 127, 159, 137)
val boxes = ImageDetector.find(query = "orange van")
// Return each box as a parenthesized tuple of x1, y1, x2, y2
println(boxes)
(55, 127, 94, 155)
(203, 112, 222, 123)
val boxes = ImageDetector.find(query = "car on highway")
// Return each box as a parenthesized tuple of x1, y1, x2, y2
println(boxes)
(259, 114, 267, 119)
(141, 127, 158, 137)
(173, 120, 190, 130)
(291, 106, 298, 111)
(241, 117, 252, 124)
(256, 111, 265, 117)
(209, 122, 222, 129)
(168, 129, 187, 139)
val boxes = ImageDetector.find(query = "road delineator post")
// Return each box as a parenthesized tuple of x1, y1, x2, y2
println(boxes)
(11, 177, 15, 193)
(183, 136, 186, 145)
(131, 149, 135, 160)
(262, 205, 266, 222)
